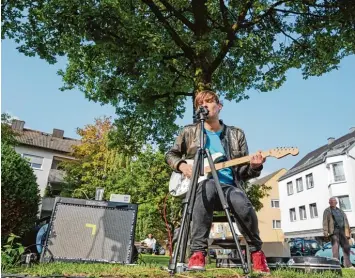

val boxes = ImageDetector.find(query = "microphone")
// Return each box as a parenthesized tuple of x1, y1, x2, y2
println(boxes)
(198, 106, 209, 116)
(193, 106, 209, 122)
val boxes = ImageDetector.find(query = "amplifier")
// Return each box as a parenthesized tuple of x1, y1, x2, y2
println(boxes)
(40, 197, 138, 264)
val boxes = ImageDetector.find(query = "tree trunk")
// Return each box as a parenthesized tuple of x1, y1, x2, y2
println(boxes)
(192, 68, 213, 122)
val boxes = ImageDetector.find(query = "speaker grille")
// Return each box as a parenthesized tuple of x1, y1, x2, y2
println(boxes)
(42, 199, 137, 264)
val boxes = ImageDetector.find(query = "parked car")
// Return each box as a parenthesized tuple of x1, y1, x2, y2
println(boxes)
(289, 238, 321, 256)
(315, 242, 355, 266)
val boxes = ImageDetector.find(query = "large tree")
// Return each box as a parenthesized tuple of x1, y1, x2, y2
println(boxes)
(2, 0, 354, 149)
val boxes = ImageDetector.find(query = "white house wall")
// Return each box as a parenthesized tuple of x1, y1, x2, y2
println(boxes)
(15, 145, 72, 196)
(325, 153, 355, 227)
(279, 149, 355, 237)
(279, 163, 328, 235)
(348, 146, 355, 223)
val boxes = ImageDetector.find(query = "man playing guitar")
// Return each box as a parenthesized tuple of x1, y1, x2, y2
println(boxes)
(165, 90, 270, 273)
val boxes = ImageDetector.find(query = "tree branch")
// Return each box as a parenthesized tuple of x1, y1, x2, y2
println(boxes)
(141, 0, 195, 61)
(274, 8, 324, 18)
(209, 1, 253, 73)
(158, 0, 196, 33)
(192, 0, 208, 36)
(219, 0, 229, 29)
(240, 0, 292, 29)
(269, 15, 305, 48)
(149, 91, 193, 102)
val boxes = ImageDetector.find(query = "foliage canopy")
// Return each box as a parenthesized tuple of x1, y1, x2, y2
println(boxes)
(2, 0, 354, 148)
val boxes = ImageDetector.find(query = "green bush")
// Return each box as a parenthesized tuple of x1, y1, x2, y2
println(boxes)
(1, 233, 25, 272)
(1, 143, 40, 243)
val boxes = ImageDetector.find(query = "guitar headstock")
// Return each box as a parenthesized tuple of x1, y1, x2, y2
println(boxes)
(265, 147, 299, 159)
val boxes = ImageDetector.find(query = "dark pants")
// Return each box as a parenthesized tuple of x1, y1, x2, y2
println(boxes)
(331, 229, 352, 267)
(190, 180, 262, 254)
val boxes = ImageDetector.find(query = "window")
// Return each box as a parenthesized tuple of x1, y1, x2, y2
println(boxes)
(306, 174, 314, 189)
(272, 220, 281, 229)
(299, 206, 307, 220)
(296, 178, 303, 192)
(309, 203, 318, 218)
(332, 162, 345, 182)
(271, 199, 280, 208)
(22, 154, 44, 169)
(289, 208, 296, 222)
(338, 196, 351, 210)
(287, 182, 294, 195)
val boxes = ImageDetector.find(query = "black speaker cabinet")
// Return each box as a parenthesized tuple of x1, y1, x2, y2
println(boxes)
(40, 197, 138, 264)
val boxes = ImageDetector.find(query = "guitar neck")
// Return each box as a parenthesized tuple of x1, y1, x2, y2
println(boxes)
(205, 151, 269, 173)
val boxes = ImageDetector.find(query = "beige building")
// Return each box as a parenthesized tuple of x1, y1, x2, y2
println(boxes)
(255, 169, 287, 243)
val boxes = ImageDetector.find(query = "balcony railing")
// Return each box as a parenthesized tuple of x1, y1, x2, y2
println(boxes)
(48, 169, 66, 184)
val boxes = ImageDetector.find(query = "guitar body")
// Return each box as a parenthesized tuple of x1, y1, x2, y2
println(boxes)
(169, 152, 225, 198)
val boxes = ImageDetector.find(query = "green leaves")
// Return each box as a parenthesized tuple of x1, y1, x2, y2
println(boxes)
(1, 143, 40, 243)
(1, 233, 25, 271)
(2, 1, 354, 150)
(243, 182, 272, 212)
(1, 113, 19, 146)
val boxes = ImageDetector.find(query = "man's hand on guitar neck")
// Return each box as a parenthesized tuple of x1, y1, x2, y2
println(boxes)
(250, 151, 266, 169)
(178, 163, 193, 178)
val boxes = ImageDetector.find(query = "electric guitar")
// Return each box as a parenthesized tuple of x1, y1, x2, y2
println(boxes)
(168, 147, 299, 198)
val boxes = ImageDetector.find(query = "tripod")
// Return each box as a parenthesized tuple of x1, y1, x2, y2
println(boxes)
(168, 106, 250, 275)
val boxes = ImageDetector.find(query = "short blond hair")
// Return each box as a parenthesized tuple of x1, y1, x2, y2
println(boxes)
(194, 90, 220, 109)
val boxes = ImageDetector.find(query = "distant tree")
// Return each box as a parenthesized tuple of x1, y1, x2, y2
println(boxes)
(243, 181, 272, 211)
(1, 113, 18, 146)
(59, 116, 128, 198)
(105, 145, 182, 241)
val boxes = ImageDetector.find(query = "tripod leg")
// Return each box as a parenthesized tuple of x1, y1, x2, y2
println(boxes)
(205, 149, 250, 275)
(169, 150, 203, 273)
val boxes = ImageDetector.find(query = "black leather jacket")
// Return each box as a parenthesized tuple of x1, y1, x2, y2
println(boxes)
(165, 120, 262, 186)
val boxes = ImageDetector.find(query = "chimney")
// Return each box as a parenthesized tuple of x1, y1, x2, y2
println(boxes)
(52, 129, 64, 139)
(350, 127, 355, 133)
(11, 119, 25, 131)
(328, 137, 335, 145)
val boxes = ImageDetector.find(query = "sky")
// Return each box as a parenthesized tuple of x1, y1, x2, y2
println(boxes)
(2, 38, 355, 177)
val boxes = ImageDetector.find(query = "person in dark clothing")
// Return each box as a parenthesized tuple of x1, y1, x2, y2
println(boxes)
(323, 197, 353, 268)
(165, 90, 269, 273)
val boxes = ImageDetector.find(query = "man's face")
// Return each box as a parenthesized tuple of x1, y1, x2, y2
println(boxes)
(329, 198, 337, 207)
(197, 97, 222, 120)
(148, 234, 152, 238)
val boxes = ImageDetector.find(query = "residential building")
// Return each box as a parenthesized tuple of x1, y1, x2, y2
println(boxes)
(278, 128, 355, 240)
(254, 169, 287, 243)
(11, 119, 80, 215)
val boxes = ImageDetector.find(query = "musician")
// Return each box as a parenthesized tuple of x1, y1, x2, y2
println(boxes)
(165, 90, 269, 273)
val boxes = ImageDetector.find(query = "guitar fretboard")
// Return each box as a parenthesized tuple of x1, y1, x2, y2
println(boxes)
(204, 151, 270, 173)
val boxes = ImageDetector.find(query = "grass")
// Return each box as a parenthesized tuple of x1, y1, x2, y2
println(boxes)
(4, 254, 355, 278)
